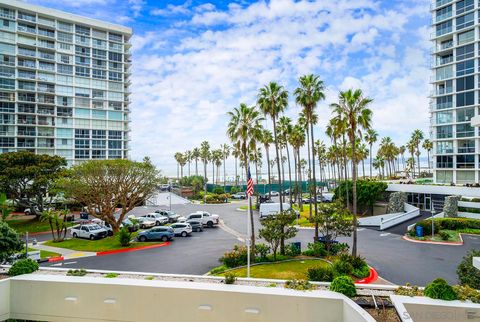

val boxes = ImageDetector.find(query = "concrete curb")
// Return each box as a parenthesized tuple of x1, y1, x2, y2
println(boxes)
(356, 267, 379, 284)
(402, 234, 463, 246)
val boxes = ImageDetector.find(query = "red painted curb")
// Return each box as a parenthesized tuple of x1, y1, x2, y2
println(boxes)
(355, 267, 378, 284)
(402, 235, 463, 246)
(48, 256, 64, 262)
(96, 242, 170, 256)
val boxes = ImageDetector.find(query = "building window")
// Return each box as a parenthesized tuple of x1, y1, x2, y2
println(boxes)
(75, 139, 90, 149)
(456, 90, 474, 107)
(75, 45, 90, 56)
(92, 69, 106, 79)
(92, 150, 106, 159)
(75, 66, 90, 77)
(458, 139, 475, 153)
(457, 0, 474, 15)
(436, 141, 453, 154)
(456, 12, 474, 31)
(436, 155, 453, 168)
(75, 129, 90, 138)
(108, 52, 122, 62)
(456, 107, 474, 122)
(456, 75, 474, 92)
(108, 140, 122, 149)
(58, 64, 73, 75)
(456, 123, 475, 137)
(458, 29, 474, 45)
(75, 25, 90, 36)
(75, 149, 90, 159)
(456, 154, 475, 168)
(456, 44, 474, 62)
(456, 59, 474, 76)
(436, 20, 452, 37)
(92, 130, 106, 139)
(92, 140, 106, 149)
(437, 125, 453, 139)
(436, 111, 453, 124)
(456, 170, 475, 183)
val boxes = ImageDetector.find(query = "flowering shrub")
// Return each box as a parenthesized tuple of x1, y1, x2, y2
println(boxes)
(219, 245, 248, 268)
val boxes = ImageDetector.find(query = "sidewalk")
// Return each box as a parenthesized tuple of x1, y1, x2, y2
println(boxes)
(31, 242, 96, 260)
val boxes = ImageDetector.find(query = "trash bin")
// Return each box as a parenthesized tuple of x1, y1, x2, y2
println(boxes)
(291, 242, 301, 255)
(416, 225, 424, 237)
(80, 212, 89, 220)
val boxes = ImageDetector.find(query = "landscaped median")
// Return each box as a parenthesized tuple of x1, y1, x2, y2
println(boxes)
(405, 217, 480, 245)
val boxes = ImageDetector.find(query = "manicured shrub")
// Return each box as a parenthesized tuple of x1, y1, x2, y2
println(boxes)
(424, 278, 457, 301)
(330, 276, 356, 297)
(105, 273, 118, 278)
(224, 272, 236, 284)
(329, 242, 349, 255)
(118, 227, 131, 246)
(415, 220, 440, 236)
(8, 258, 39, 276)
(209, 265, 227, 275)
(395, 284, 423, 297)
(254, 243, 270, 261)
(333, 259, 353, 276)
(212, 187, 225, 194)
(285, 243, 301, 256)
(285, 279, 315, 291)
(439, 230, 450, 241)
(457, 250, 480, 289)
(302, 242, 327, 257)
(453, 285, 480, 303)
(67, 268, 87, 276)
(219, 245, 248, 268)
(407, 229, 416, 237)
(229, 186, 239, 194)
(307, 265, 334, 282)
(352, 264, 370, 279)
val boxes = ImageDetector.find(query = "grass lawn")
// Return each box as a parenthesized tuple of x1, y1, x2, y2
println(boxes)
(25, 247, 61, 259)
(217, 259, 331, 280)
(43, 233, 163, 252)
(239, 204, 257, 211)
(7, 218, 73, 234)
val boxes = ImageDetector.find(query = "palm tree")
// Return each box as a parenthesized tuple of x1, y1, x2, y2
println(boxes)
(174, 152, 183, 179)
(422, 139, 433, 170)
(358, 143, 368, 179)
(289, 124, 305, 210)
(330, 89, 373, 257)
(314, 140, 326, 194)
(221, 144, 230, 190)
(200, 141, 210, 201)
(411, 129, 424, 177)
(278, 116, 293, 199)
(261, 129, 274, 198)
(399, 145, 406, 173)
(294, 75, 325, 236)
(227, 103, 264, 254)
(373, 156, 385, 179)
(406, 139, 416, 178)
(232, 143, 241, 186)
(185, 150, 192, 177)
(365, 129, 378, 179)
(212, 149, 223, 185)
(192, 147, 200, 176)
(258, 82, 289, 209)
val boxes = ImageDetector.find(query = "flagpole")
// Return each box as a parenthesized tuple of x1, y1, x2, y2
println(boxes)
(246, 195, 251, 278)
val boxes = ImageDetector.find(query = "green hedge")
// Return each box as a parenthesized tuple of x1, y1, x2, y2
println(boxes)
(414, 218, 480, 235)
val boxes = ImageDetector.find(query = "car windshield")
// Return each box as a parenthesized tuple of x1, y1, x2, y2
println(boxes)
(89, 224, 101, 230)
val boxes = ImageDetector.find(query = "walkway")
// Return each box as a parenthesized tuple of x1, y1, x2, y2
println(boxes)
(384, 211, 435, 235)
(32, 242, 96, 260)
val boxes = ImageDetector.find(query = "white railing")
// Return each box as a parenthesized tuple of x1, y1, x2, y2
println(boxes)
(0, 274, 375, 322)
(380, 203, 420, 230)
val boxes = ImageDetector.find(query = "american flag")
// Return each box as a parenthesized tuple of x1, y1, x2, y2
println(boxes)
(246, 166, 254, 197)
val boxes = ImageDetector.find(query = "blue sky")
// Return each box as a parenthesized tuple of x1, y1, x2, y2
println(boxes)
(27, 0, 431, 176)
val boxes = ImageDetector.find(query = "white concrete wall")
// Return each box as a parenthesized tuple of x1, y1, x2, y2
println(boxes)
(3, 274, 375, 322)
(391, 295, 480, 322)
(387, 183, 480, 198)
(358, 212, 402, 227)
(474, 257, 480, 270)
(380, 203, 420, 230)
(0, 280, 9, 321)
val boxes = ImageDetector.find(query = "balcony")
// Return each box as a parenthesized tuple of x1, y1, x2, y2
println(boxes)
(430, 0, 452, 10)
(0, 273, 374, 322)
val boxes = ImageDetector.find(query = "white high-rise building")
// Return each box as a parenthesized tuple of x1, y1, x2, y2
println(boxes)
(431, 0, 479, 184)
(0, 0, 132, 165)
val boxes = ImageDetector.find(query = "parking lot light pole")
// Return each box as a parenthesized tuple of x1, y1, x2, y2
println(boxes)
(168, 180, 172, 211)
(246, 195, 251, 278)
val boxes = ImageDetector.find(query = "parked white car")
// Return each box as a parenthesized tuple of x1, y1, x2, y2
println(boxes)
(70, 224, 108, 240)
(186, 211, 220, 227)
(259, 203, 294, 219)
(128, 215, 156, 229)
(141, 213, 169, 226)
(170, 223, 192, 237)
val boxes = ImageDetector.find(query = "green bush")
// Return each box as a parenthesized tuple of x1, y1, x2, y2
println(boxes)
(407, 229, 416, 237)
(213, 187, 225, 194)
(352, 264, 370, 279)
(395, 284, 424, 297)
(8, 258, 39, 276)
(453, 285, 480, 303)
(329, 242, 349, 255)
(333, 259, 353, 276)
(254, 243, 270, 261)
(330, 276, 356, 297)
(67, 268, 87, 276)
(457, 250, 480, 289)
(118, 227, 131, 246)
(307, 265, 334, 282)
(285, 243, 301, 256)
(415, 220, 440, 236)
(285, 279, 315, 291)
(209, 265, 228, 275)
(439, 230, 450, 241)
(0, 221, 23, 263)
(219, 245, 248, 268)
(419, 218, 480, 233)
(302, 242, 327, 257)
(105, 273, 118, 278)
(424, 278, 457, 301)
(224, 272, 236, 284)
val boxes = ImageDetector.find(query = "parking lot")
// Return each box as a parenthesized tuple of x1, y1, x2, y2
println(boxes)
(41, 195, 480, 286)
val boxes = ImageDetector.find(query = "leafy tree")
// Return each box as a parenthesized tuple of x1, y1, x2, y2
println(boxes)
(457, 250, 480, 289)
(0, 152, 67, 217)
(59, 159, 161, 233)
(310, 202, 354, 252)
(0, 221, 23, 263)
(331, 89, 373, 257)
(0, 193, 12, 221)
(40, 209, 69, 242)
(259, 211, 297, 260)
(333, 180, 387, 215)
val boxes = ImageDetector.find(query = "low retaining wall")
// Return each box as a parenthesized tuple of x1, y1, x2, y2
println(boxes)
(358, 203, 420, 230)
(0, 274, 375, 322)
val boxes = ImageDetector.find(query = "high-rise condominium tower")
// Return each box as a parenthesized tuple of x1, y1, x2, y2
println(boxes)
(0, 0, 132, 165)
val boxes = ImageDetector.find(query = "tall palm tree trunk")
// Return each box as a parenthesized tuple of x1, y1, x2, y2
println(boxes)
(306, 126, 312, 219)
(361, 159, 365, 179)
(369, 144, 373, 178)
(266, 148, 272, 198)
(223, 156, 226, 191)
(195, 159, 198, 176)
(188, 161, 190, 177)
(212, 163, 215, 187)
(297, 149, 303, 211)
(235, 157, 238, 186)
(351, 139, 358, 257)
(293, 149, 298, 204)
(286, 143, 292, 205)
(310, 122, 319, 240)
(273, 117, 284, 210)
(342, 136, 349, 210)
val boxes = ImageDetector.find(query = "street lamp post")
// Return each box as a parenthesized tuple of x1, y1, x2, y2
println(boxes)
(168, 180, 172, 211)
(431, 206, 435, 239)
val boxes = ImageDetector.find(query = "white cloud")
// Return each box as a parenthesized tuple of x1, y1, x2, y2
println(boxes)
(151, 1, 192, 16)
(125, 0, 430, 176)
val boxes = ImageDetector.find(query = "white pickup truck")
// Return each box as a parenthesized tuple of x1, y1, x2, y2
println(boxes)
(70, 224, 108, 240)
(186, 211, 220, 228)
